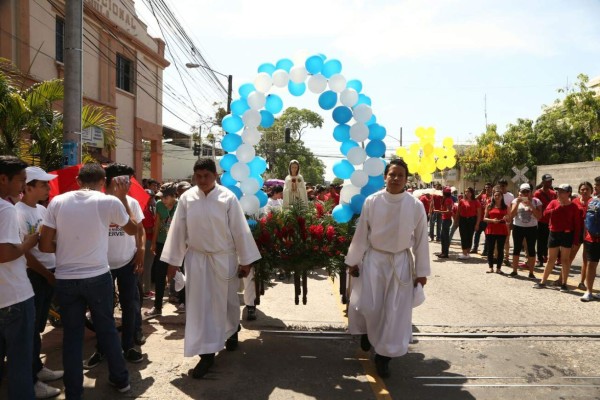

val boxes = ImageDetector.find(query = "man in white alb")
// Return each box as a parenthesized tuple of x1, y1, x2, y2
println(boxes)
(162, 158, 261, 379)
(346, 158, 430, 378)
(39, 163, 138, 398)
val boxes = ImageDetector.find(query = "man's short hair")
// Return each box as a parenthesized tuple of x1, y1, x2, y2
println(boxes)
(384, 158, 409, 176)
(104, 163, 135, 185)
(595, 176, 600, 184)
(193, 158, 217, 174)
(78, 163, 106, 185)
(498, 178, 508, 185)
(0, 156, 28, 179)
(272, 185, 283, 194)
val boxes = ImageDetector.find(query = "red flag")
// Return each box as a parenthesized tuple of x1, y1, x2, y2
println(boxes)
(48, 165, 149, 210)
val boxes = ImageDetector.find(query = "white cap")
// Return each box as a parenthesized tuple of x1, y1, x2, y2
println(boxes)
(25, 166, 58, 183)
(519, 183, 531, 191)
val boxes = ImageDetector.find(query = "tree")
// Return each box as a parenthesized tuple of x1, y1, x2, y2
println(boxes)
(460, 124, 507, 183)
(256, 107, 325, 183)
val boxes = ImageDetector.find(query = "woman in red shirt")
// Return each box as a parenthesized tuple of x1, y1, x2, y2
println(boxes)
(483, 187, 509, 274)
(436, 187, 455, 259)
(457, 187, 481, 260)
(570, 181, 593, 290)
(534, 184, 581, 291)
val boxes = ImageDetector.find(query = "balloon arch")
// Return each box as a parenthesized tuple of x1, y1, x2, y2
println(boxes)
(219, 53, 456, 223)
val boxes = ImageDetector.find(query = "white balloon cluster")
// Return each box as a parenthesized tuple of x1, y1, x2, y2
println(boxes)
(220, 53, 388, 222)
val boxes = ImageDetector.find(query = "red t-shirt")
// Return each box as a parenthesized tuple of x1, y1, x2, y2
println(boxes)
(432, 195, 443, 211)
(485, 207, 509, 235)
(573, 197, 591, 221)
(458, 199, 480, 218)
(544, 200, 582, 238)
(534, 188, 557, 224)
(420, 195, 431, 215)
(441, 197, 454, 220)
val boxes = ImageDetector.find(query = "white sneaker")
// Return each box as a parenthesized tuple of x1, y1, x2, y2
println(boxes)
(37, 366, 64, 382)
(581, 292, 594, 302)
(457, 254, 469, 260)
(34, 380, 60, 399)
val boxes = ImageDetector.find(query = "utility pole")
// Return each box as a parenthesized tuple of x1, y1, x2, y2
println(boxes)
(400, 126, 403, 147)
(63, 0, 83, 166)
(484, 94, 488, 130)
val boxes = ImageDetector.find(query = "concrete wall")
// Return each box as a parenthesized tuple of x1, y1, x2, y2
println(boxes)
(536, 161, 600, 188)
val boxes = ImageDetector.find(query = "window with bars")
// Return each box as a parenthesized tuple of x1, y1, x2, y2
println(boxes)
(55, 17, 64, 62)
(116, 54, 134, 93)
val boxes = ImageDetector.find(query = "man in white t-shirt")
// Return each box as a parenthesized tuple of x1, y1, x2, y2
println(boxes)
(83, 163, 146, 370)
(16, 167, 63, 399)
(0, 156, 39, 400)
(39, 163, 138, 398)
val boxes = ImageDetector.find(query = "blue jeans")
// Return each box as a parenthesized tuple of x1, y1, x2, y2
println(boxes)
(56, 272, 128, 399)
(100, 261, 140, 352)
(27, 268, 55, 381)
(429, 212, 442, 240)
(0, 297, 35, 400)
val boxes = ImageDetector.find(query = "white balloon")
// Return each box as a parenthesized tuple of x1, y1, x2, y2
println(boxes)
(240, 194, 260, 215)
(230, 162, 250, 181)
(340, 184, 361, 204)
(236, 143, 255, 163)
(272, 70, 289, 88)
(247, 91, 266, 110)
(240, 177, 260, 195)
(347, 146, 367, 165)
(363, 157, 385, 176)
(292, 49, 311, 65)
(289, 66, 307, 83)
(307, 74, 327, 94)
(350, 123, 369, 142)
(254, 72, 273, 93)
(242, 109, 261, 128)
(340, 88, 358, 107)
(328, 74, 347, 93)
(241, 127, 261, 146)
(353, 103, 373, 123)
(350, 170, 369, 188)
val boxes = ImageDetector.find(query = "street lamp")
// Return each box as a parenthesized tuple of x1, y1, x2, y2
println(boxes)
(185, 62, 233, 114)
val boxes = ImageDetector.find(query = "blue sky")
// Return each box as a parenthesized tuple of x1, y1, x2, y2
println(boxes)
(136, 0, 600, 180)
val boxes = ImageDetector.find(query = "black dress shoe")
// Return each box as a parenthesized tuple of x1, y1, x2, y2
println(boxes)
(360, 334, 371, 352)
(374, 354, 391, 378)
(225, 325, 241, 351)
(191, 354, 214, 379)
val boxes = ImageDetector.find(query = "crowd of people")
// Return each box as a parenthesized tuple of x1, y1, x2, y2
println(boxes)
(418, 174, 600, 302)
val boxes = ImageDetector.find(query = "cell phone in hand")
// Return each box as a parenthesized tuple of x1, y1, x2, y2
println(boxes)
(113, 175, 130, 185)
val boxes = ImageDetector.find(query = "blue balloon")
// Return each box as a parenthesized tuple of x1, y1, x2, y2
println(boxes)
(248, 156, 267, 175)
(350, 194, 366, 214)
(260, 110, 275, 128)
(318, 91, 337, 110)
(275, 58, 294, 72)
(221, 133, 242, 152)
(247, 219, 258, 229)
(368, 124, 387, 140)
(368, 174, 385, 189)
(340, 140, 359, 156)
(356, 93, 372, 106)
(265, 94, 283, 114)
(333, 124, 350, 142)
(288, 81, 306, 96)
(332, 159, 355, 179)
(222, 114, 243, 134)
(305, 55, 324, 74)
(360, 184, 379, 197)
(346, 79, 363, 93)
(239, 83, 256, 99)
(230, 99, 250, 116)
(366, 140, 386, 157)
(332, 106, 353, 124)
(219, 154, 238, 171)
(366, 114, 377, 126)
(322, 59, 342, 78)
(332, 204, 353, 223)
(225, 185, 242, 199)
(221, 172, 237, 187)
(257, 63, 276, 75)
(256, 190, 268, 207)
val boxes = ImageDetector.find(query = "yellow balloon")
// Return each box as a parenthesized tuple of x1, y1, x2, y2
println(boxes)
(396, 147, 407, 157)
(446, 147, 457, 158)
(410, 143, 420, 154)
(421, 172, 433, 183)
(436, 158, 447, 170)
(446, 157, 457, 168)
(443, 137, 454, 148)
(433, 147, 445, 158)
(425, 127, 436, 139)
(415, 126, 426, 138)
(423, 142, 434, 156)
